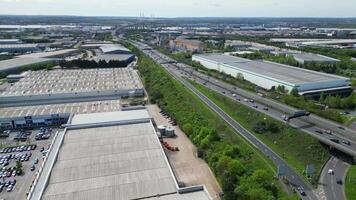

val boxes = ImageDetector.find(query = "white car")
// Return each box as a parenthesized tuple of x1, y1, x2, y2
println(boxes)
(328, 169, 334, 174)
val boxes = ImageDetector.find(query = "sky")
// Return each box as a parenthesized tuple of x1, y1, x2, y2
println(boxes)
(0, 0, 355, 18)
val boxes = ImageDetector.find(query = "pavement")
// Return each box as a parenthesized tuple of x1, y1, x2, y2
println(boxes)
(132, 41, 318, 200)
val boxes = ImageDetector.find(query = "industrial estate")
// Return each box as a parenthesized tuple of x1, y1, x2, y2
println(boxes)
(0, 12, 355, 200)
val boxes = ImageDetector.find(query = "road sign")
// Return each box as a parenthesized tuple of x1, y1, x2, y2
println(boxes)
(278, 164, 286, 177)
(306, 164, 315, 176)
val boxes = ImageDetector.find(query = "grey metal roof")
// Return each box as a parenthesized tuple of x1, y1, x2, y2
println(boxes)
(70, 109, 151, 125)
(99, 44, 131, 54)
(0, 100, 121, 119)
(193, 54, 349, 85)
(42, 122, 179, 200)
(0, 44, 39, 48)
(92, 54, 134, 62)
(292, 53, 340, 62)
(0, 57, 52, 72)
(0, 68, 143, 96)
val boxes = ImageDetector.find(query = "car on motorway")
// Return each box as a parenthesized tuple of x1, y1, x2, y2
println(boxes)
(232, 93, 236, 97)
(297, 186, 306, 196)
(263, 107, 269, 111)
(330, 138, 339, 143)
(338, 126, 345, 130)
(328, 169, 334, 175)
(342, 140, 351, 145)
(324, 130, 332, 135)
(315, 130, 323, 134)
(336, 177, 343, 185)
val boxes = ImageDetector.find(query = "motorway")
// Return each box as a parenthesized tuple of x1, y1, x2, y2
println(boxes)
(319, 157, 349, 200)
(134, 45, 356, 158)
(131, 41, 319, 200)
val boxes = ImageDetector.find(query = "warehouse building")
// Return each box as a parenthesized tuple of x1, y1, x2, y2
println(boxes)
(0, 68, 144, 106)
(92, 54, 135, 65)
(0, 57, 53, 73)
(0, 39, 22, 45)
(0, 49, 79, 73)
(170, 37, 204, 53)
(99, 44, 132, 54)
(291, 53, 340, 64)
(192, 54, 351, 96)
(0, 44, 41, 54)
(29, 109, 212, 200)
(0, 100, 121, 130)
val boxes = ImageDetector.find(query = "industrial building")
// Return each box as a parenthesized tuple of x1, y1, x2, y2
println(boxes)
(270, 38, 356, 49)
(0, 39, 22, 45)
(0, 68, 144, 106)
(292, 53, 340, 64)
(0, 100, 121, 130)
(224, 40, 251, 50)
(99, 44, 132, 54)
(0, 49, 79, 73)
(170, 37, 204, 52)
(92, 54, 135, 64)
(0, 44, 41, 54)
(29, 109, 212, 200)
(192, 54, 351, 96)
(0, 57, 53, 73)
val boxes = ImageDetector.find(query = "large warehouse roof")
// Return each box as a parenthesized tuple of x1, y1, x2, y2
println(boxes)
(193, 54, 348, 86)
(0, 57, 52, 72)
(18, 49, 78, 58)
(34, 110, 211, 200)
(0, 68, 143, 96)
(292, 53, 340, 63)
(99, 44, 131, 54)
(0, 49, 78, 72)
(92, 54, 134, 62)
(0, 100, 121, 119)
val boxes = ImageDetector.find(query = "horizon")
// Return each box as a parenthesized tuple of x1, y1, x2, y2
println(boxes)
(0, 0, 356, 18)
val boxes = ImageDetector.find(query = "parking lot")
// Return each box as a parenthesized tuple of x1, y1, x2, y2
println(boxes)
(147, 105, 222, 200)
(0, 127, 58, 200)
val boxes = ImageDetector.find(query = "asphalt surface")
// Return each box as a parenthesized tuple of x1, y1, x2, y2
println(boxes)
(136, 46, 356, 158)
(319, 157, 349, 200)
(131, 41, 318, 200)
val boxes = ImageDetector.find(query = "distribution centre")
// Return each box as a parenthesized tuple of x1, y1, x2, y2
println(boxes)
(192, 54, 351, 96)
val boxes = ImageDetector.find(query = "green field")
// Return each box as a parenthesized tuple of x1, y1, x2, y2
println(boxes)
(346, 165, 356, 200)
(127, 43, 298, 199)
(191, 81, 330, 185)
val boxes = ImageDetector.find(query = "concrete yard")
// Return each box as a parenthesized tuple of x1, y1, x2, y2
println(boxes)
(148, 105, 222, 200)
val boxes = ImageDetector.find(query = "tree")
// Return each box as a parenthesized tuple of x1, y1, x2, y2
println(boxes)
(16, 160, 23, 175)
(290, 88, 299, 97)
(236, 72, 244, 80)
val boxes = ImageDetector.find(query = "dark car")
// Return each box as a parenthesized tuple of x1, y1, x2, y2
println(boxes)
(342, 140, 351, 145)
(336, 177, 343, 185)
(330, 138, 340, 143)
(315, 130, 323, 134)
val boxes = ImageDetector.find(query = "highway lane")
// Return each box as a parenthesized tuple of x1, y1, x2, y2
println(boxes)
(140, 46, 356, 157)
(132, 41, 318, 200)
(320, 157, 349, 200)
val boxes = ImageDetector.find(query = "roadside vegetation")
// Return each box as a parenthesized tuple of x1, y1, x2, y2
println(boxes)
(127, 43, 297, 200)
(191, 80, 330, 185)
(345, 165, 356, 200)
